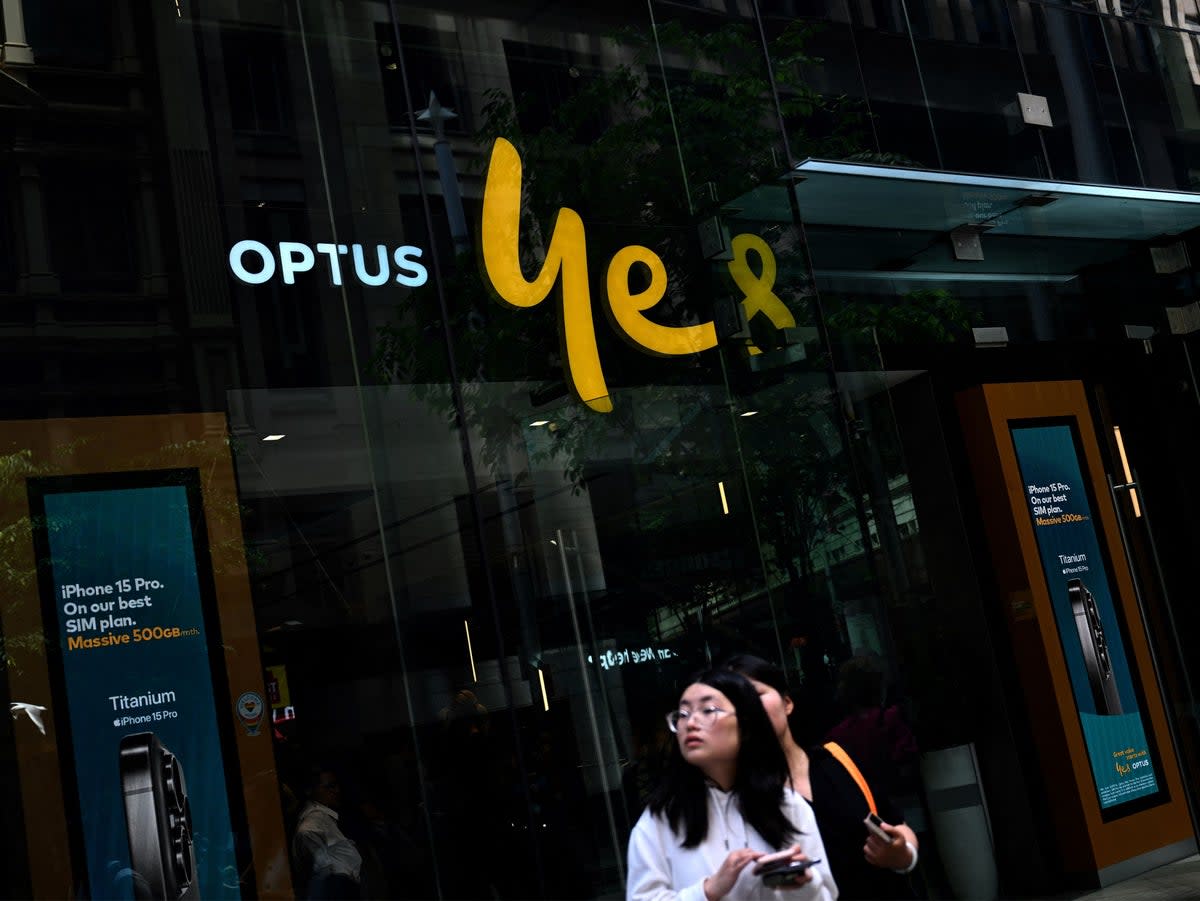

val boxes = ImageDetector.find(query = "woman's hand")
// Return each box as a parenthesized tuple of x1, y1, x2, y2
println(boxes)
(752, 845, 815, 891)
(864, 821, 916, 871)
(703, 848, 764, 901)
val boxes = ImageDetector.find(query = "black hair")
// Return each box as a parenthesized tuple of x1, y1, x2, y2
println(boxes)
(721, 654, 790, 698)
(302, 765, 338, 797)
(722, 653, 830, 747)
(647, 668, 797, 849)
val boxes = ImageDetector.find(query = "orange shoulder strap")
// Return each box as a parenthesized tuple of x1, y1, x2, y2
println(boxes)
(823, 742, 877, 814)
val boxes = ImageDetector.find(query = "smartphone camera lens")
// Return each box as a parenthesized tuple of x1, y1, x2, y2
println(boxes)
(171, 797, 194, 887)
(162, 754, 186, 814)
(160, 750, 194, 889)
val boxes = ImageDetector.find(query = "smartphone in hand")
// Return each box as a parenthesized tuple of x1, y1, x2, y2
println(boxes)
(758, 858, 820, 888)
(864, 812, 891, 841)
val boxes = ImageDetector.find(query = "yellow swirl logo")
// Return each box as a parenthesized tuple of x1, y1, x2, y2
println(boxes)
(481, 138, 793, 412)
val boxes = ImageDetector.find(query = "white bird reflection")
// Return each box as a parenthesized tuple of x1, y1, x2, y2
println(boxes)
(10, 702, 47, 735)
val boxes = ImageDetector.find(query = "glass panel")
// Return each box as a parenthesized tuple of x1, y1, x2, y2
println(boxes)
(230, 385, 465, 898)
(760, 1, 942, 166)
(1012, 1, 1142, 185)
(906, 0, 1052, 176)
(1105, 16, 1200, 188)
(4, 1, 1199, 898)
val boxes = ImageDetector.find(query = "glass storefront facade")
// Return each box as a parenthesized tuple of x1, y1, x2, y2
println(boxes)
(3, 0, 1200, 898)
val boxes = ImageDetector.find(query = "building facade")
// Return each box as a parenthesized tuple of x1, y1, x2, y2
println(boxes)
(1, 0, 1200, 897)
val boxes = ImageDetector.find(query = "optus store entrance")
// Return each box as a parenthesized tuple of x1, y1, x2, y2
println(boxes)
(872, 332, 1200, 894)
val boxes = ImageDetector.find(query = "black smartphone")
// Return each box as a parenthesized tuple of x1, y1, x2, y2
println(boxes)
(120, 732, 198, 900)
(1068, 578, 1123, 716)
(759, 858, 820, 888)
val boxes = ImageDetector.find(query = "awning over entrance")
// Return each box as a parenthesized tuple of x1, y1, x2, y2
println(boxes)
(728, 160, 1200, 282)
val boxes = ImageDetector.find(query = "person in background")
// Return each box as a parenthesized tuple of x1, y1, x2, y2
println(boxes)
(827, 656, 919, 802)
(722, 655, 921, 901)
(292, 767, 363, 899)
(626, 668, 837, 901)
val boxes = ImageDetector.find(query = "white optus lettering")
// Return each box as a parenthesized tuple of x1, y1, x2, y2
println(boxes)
(352, 244, 390, 286)
(315, 243, 346, 285)
(393, 246, 428, 287)
(279, 242, 315, 284)
(227, 241, 430, 289)
(228, 240, 276, 284)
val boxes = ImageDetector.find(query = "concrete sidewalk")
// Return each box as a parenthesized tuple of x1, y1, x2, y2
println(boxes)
(1071, 855, 1200, 900)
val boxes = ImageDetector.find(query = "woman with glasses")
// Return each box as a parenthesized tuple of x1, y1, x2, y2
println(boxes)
(722, 655, 920, 901)
(627, 668, 836, 901)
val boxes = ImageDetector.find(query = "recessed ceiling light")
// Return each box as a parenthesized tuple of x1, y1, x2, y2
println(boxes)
(530, 420, 551, 427)
(263, 434, 286, 441)
(740, 411, 759, 417)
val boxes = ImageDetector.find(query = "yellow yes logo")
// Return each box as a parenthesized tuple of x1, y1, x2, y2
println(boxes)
(481, 138, 794, 413)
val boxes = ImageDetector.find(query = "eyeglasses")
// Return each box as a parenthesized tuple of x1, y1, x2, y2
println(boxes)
(666, 706, 734, 733)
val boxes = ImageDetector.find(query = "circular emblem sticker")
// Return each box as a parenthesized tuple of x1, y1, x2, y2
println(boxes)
(236, 691, 265, 736)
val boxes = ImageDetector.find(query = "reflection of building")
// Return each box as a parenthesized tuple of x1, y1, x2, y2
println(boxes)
(3, 0, 1200, 898)
(0, 5, 200, 420)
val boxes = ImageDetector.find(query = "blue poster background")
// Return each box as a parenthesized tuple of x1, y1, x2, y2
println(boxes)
(1010, 424, 1159, 810)
(42, 485, 240, 899)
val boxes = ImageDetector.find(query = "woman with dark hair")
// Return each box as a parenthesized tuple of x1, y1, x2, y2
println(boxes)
(721, 655, 920, 901)
(626, 668, 836, 901)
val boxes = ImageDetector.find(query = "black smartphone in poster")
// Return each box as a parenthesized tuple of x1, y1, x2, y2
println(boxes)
(120, 733, 198, 900)
(1068, 578, 1123, 716)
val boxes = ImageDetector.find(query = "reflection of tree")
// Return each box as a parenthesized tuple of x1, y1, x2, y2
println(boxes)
(0, 449, 59, 671)
(130, 438, 267, 577)
(0, 437, 261, 672)
(827, 288, 979, 345)
(369, 20, 950, 677)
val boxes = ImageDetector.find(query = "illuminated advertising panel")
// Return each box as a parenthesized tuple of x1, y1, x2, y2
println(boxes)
(29, 470, 244, 899)
(1010, 423, 1163, 814)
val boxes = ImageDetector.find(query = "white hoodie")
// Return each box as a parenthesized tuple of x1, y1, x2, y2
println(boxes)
(627, 785, 837, 901)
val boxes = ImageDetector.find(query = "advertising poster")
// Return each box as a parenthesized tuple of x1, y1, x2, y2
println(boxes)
(1010, 423, 1161, 812)
(30, 472, 242, 899)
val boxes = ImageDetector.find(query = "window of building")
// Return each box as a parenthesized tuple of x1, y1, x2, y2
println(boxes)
(43, 163, 137, 293)
(0, 169, 14, 293)
(221, 26, 296, 137)
(239, 179, 327, 388)
(377, 22, 470, 134)
(23, 1, 112, 69)
(502, 39, 606, 140)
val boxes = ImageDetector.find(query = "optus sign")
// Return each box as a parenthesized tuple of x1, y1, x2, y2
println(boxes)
(481, 137, 795, 413)
(228, 240, 429, 288)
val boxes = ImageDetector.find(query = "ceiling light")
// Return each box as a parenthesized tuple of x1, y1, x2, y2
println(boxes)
(814, 269, 1078, 284)
(262, 434, 285, 441)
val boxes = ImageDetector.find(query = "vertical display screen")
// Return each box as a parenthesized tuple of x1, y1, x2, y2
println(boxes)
(29, 471, 242, 899)
(1010, 423, 1163, 814)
